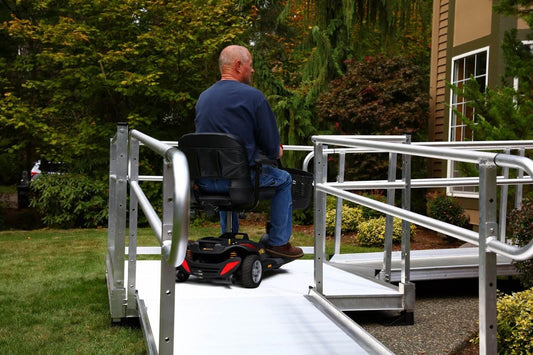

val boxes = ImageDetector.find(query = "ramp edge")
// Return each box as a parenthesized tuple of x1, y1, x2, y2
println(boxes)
(307, 287, 394, 354)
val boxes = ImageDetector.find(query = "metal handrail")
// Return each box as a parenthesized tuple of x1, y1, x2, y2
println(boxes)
(311, 135, 533, 355)
(302, 138, 533, 172)
(130, 129, 189, 266)
(312, 135, 533, 261)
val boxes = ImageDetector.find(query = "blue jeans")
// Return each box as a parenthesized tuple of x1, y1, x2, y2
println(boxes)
(196, 165, 293, 246)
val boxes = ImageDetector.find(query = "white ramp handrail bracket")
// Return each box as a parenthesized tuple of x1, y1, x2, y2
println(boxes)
(129, 129, 189, 267)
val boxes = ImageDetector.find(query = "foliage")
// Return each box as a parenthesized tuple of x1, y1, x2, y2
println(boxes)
(30, 173, 107, 228)
(495, 288, 533, 354)
(275, 1, 432, 98)
(448, 69, 533, 142)
(0, 151, 26, 185)
(357, 216, 416, 247)
(507, 200, 533, 288)
(316, 55, 429, 180)
(317, 55, 428, 136)
(292, 203, 314, 225)
(325, 204, 364, 235)
(359, 191, 387, 219)
(248, 0, 432, 155)
(426, 192, 470, 229)
(0, 0, 252, 178)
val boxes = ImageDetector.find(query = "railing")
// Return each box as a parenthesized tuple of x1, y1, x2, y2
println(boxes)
(299, 139, 533, 255)
(311, 135, 533, 355)
(106, 124, 189, 355)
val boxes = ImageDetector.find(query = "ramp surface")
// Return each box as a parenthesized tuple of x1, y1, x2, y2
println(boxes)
(134, 260, 395, 354)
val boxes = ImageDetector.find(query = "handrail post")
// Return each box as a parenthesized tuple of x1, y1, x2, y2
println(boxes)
(478, 159, 498, 355)
(107, 123, 128, 321)
(515, 147, 525, 210)
(400, 136, 414, 323)
(314, 142, 327, 294)
(127, 136, 140, 317)
(159, 158, 177, 354)
(334, 152, 346, 256)
(499, 148, 510, 242)
(380, 152, 397, 282)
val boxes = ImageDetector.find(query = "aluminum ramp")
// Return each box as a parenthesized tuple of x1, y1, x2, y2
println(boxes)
(329, 247, 518, 282)
(134, 260, 395, 354)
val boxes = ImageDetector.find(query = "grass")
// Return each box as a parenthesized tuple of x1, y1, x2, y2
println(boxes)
(0, 185, 16, 194)
(0, 228, 146, 354)
(0, 223, 379, 354)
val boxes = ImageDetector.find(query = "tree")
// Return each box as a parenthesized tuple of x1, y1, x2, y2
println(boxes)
(245, 1, 432, 167)
(0, 0, 252, 179)
(316, 55, 429, 180)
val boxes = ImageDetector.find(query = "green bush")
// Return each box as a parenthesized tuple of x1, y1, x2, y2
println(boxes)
(30, 174, 108, 228)
(426, 192, 469, 228)
(359, 191, 387, 219)
(507, 200, 533, 288)
(357, 216, 417, 247)
(495, 288, 533, 354)
(325, 205, 364, 235)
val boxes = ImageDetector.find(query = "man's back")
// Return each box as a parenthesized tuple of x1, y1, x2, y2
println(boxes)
(195, 80, 280, 166)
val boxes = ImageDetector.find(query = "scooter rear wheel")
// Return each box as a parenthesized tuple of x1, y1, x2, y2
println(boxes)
(175, 266, 190, 282)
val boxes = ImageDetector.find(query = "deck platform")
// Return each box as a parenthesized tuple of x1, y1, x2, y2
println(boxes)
(134, 260, 396, 354)
(329, 247, 518, 282)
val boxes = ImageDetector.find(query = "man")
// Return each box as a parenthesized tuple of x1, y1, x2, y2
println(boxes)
(194, 45, 303, 259)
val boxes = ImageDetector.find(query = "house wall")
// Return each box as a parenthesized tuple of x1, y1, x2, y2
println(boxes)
(428, 0, 528, 179)
(453, 0, 492, 46)
(428, 0, 531, 226)
(428, 0, 449, 177)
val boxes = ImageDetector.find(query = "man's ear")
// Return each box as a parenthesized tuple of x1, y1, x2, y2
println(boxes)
(234, 60, 242, 73)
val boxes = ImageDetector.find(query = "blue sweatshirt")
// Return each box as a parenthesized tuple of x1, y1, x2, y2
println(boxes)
(195, 80, 281, 166)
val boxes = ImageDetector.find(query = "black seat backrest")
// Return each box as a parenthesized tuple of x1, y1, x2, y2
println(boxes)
(178, 133, 255, 210)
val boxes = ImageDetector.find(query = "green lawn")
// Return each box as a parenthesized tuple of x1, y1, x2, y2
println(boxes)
(0, 224, 379, 354)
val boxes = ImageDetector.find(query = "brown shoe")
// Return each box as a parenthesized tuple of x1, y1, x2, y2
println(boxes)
(266, 242, 304, 258)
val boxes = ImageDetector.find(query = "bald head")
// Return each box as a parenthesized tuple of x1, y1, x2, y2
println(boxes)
(218, 45, 254, 84)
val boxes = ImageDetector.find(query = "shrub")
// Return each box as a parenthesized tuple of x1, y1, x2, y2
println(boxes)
(495, 288, 533, 354)
(30, 174, 108, 228)
(507, 200, 533, 288)
(317, 56, 429, 181)
(325, 205, 364, 235)
(426, 192, 469, 228)
(357, 216, 417, 247)
(359, 191, 387, 219)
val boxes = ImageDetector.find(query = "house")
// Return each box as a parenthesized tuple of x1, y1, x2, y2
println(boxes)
(428, 0, 531, 226)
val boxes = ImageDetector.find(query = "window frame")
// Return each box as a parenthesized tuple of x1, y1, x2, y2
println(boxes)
(447, 46, 490, 198)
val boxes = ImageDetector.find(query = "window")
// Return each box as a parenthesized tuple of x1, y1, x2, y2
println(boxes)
(448, 47, 489, 197)
(514, 41, 533, 93)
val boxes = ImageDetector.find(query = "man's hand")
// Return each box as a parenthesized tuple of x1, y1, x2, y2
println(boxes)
(278, 144, 284, 159)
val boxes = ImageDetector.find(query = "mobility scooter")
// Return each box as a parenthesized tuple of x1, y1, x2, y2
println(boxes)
(176, 133, 312, 288)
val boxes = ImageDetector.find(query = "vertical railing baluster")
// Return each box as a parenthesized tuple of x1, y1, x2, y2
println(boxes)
(314, 142, 327, 294)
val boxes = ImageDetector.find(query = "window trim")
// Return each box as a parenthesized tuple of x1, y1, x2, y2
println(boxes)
(447, 46, 490, 198)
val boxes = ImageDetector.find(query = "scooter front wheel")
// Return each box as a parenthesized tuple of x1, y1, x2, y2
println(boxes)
(241, 254, 262, 288)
